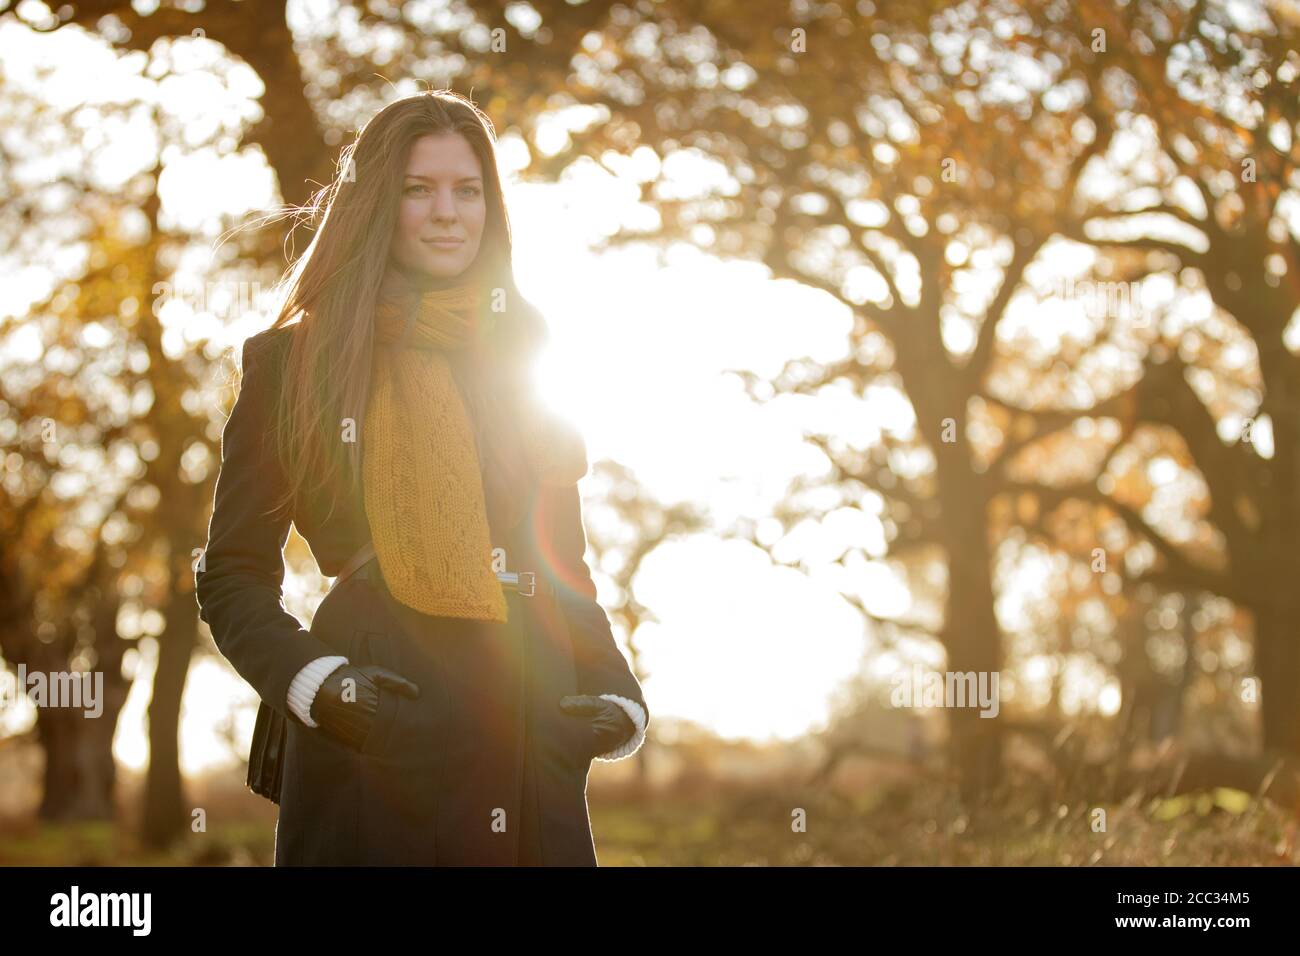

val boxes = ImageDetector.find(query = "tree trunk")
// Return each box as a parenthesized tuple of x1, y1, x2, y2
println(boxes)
(1252, 337, 1300, 755)
(1254, 602, 1300, 756)
(140, 585, 198, 849)
(35, 597, 130, 821)
(938, 475, 1003, 803)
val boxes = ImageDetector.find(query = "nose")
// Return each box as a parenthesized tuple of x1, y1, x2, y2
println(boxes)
(430, 186, 458, 223)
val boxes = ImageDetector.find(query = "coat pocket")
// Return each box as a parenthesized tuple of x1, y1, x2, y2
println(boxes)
(558, 712, 599, 771)
(349, 629, 401, 757)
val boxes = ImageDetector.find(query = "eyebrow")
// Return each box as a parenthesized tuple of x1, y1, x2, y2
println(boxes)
(404, 174, 483, 184)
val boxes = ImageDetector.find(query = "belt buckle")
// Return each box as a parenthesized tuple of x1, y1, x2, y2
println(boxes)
(517, 571, 536, 598)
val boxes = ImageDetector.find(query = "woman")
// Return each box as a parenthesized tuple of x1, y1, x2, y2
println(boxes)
(195, 90, 648, 866)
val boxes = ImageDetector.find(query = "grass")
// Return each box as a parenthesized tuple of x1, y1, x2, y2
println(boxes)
(4, 771, 1292, 866)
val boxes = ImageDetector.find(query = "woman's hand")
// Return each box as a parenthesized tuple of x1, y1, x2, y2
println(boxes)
(310, 664, 420, 751)
(558, 695, 636, 757)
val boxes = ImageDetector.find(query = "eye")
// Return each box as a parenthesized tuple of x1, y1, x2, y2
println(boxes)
(404, 184, 430, 195)
(458, 185, 482, 198)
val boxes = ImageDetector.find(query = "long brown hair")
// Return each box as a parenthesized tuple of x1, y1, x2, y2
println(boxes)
(262, 90, 548, 531)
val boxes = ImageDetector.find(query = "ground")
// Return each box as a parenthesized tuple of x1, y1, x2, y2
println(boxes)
(2, 769, 1295, 866)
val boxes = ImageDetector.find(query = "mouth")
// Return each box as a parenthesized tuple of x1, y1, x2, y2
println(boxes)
(422, 237, 464, 248)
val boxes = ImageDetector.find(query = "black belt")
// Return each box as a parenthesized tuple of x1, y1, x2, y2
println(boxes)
(330, 541, 556, 599)
(496, 569, 557, 598)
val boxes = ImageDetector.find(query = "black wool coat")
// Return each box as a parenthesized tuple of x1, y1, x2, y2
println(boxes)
(195, 325, 648, 865)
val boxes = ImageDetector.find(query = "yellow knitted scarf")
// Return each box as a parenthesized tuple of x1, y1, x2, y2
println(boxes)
(362, 277, 587, 623)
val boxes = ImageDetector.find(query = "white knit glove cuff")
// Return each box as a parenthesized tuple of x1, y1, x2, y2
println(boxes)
(286, 655, 349, 728)
(594, 693, 647, 762)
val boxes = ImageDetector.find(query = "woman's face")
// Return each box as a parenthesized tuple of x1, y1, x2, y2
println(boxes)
(389, 131, 487, 281)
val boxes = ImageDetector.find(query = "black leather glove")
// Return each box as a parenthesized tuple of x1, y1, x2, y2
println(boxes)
(310, 663, 420, 751)
(558, 695, 636, 759)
